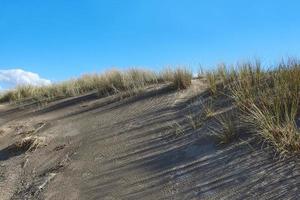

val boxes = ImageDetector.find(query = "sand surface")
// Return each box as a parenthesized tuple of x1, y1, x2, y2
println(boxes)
(0, 80, 299, 200)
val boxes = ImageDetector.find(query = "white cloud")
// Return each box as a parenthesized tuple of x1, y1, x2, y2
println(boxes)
(0, 69, 51, 89)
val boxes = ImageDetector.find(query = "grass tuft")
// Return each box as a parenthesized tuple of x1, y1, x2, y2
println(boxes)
(172, 68, 192, 90)
(13, 136, 46, 152)
(204, 59, 300, 154)
(209, 113, 238, 144)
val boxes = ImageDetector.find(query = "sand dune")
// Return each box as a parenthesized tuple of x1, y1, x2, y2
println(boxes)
(0, 80, 299, 200)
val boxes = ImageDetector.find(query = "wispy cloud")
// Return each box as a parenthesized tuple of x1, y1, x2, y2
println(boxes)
(0, 69, 51, 90)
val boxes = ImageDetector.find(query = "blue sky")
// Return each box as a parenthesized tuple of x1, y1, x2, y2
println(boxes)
(1, 0, 300, 87)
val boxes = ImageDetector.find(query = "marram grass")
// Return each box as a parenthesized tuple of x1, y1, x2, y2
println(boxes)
(206, 59, 300, 154)
(0, 68, 192, 103)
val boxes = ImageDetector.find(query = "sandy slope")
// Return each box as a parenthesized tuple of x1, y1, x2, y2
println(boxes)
(0, 80, 300, 200)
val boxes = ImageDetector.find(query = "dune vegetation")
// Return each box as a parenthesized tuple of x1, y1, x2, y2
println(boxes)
(2, 60, 300, 156)
(205, 59, 300, 155)
(0, 68, 192, 104)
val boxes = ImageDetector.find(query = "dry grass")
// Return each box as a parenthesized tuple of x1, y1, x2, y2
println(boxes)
(186, 97, 216, 130)
(172, 68, 192, 90)
(168, 121, 185, 137)
(0, 68, 192, 103)
(205, 59, 300, 154)
(201, 98, 215, 119)
(209, 112, 238, 144)
(13, 136, 46, 152)
(206, 71, 218, 95)
(159, 67, 192, 90)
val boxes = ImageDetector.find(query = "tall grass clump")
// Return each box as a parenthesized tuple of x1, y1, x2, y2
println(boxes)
(210, 112, 238, 144)
(231, 60, 300, 154)
(208, 59, 300, 154)
(206, 71, 218, 95)
(161, 68, 192, 90)
(173, 68, 192, 90)
(205, 63, 233, 95)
